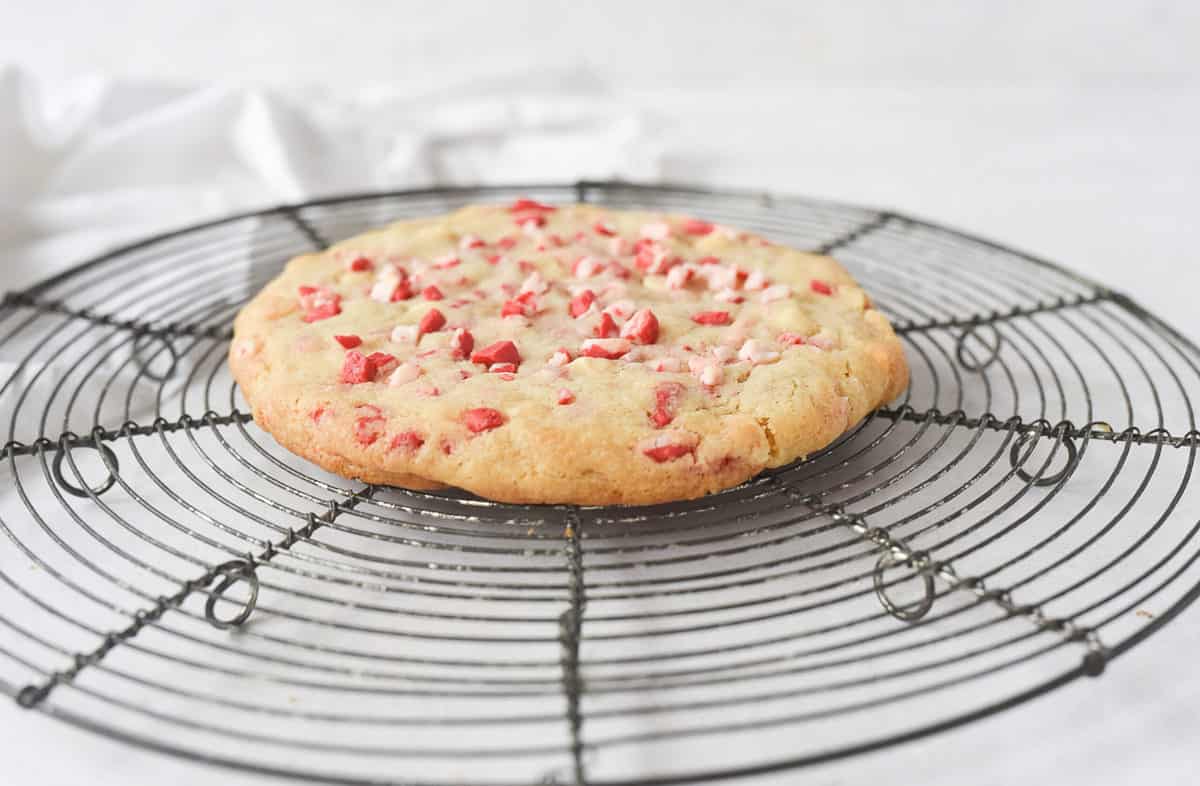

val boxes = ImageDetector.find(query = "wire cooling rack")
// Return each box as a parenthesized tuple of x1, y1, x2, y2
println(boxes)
(1, 182, 1198, 785)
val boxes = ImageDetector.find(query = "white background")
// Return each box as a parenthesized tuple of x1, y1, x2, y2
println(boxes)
(2, 1, 1199, 784)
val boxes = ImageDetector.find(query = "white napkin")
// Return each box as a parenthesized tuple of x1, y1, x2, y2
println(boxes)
(0, 64, 661, 292)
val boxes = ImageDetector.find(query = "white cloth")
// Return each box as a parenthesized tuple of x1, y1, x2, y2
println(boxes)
(0, 65, 660, 292)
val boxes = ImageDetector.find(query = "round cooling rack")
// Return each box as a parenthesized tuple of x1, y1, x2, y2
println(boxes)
(1, 182, 1198, 785)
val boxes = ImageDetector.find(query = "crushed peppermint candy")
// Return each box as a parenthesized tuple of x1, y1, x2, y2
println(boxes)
(581, 338, 631, 359)
(692, 310, 731, 326)
(760, 284, 792, 303)
(471, 340, 521, 367)
(681, 218, 714, 236)
(387, 361, 423, 386)
(568, 289, 596, 318)
(572, 255, 605, 278)
(371, 279, 413, 303)
(333, 334, 362, 349)
(449, 328, 474, 359)
(463, 407, 506, 433)
(390, 324, 419, 344)
(557, 388, 576, 405)
(650, 382, 685, 427)
(422, 285, 444, 301)
(743, 270, 768, 291)
(298, 287, 341, 322)
(593, 312, 619, 338)
(417, 308, 446, 338)
(519, 271, 549, 296)
(389, 430, 425, 452)
(620, 308, 660, 345)
(341, 350, 385, 384)
(665, 264, 695, 290)
(639, 431, 699, 462)
(698, 363, 724, 387)
(603, 299, 636, 320)
(354, 414, 386, 446)
(810, 279, 834, 296)
(347, 256, 373, 272)
(738, 339, 780, 365)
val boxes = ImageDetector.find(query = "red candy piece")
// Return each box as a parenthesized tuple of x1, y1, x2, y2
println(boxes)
(389, 430, 425, 453)
(593, 220, 617, 237)
(333, 334, 362, 349)
(422, 285, 444, 301)
(608, 260, 632, 279)
(463, 407, 506, 433)
(568, 289, 596, 318)
(348, 256, 373, 272)
(488, 362, 518, 374)
(633, 239, 657, 270)
(500, 298, 532, 317)
(682, 218, 715, 236)
(450, 328, 474, 360)
(620, 308, 659, 345)
(580, 338, 631, 359)
(389, 281, 414, 302)
(471, 340, 521, 367)
(354, 411, 386, 446)
(692, 310, 731, 326)
(341, 351, 396, 384)
(302, 300, 341, 322)
(557, 388, 576, 405)
(643, 443, 693, 463)
(650, 382, 684, 428)
(508, 198, 556, 214)
(593, 312, 619, 338)
(778, 331, 806, 346)
(810, 279, 833, 296)
(299, 287, 342, 322)
(354, 419, 385, 446)
(418, 308, 446, 339)
(366, 352, 397, 376)
(340, 350, 375, 384)
(496, 236, 518, 250)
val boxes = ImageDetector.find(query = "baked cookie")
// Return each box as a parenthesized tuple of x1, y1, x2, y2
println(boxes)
(230, 201, 907, 505)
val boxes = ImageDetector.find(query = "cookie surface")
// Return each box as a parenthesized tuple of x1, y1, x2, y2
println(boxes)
(230, 201, 907, 505)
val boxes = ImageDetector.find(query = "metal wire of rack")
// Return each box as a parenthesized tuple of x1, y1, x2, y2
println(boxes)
(0, 182, 1198, 785)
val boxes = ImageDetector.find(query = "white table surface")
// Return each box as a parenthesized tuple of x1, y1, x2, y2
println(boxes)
(2, 2, 1199, 784)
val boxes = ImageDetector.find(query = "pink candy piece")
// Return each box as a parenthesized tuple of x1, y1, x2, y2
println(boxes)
(580, 338, 632, 359)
